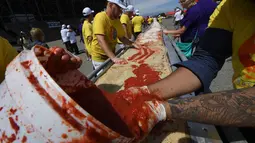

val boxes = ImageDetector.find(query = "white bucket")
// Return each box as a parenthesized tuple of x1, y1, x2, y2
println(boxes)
(0, 48, 134, 143)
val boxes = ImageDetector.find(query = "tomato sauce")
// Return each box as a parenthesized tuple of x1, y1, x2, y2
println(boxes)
(29, 46, 162, 141)
(22, 136, 27, 143)
(124, 64, 160, 88)
(9, 117, 19, 134)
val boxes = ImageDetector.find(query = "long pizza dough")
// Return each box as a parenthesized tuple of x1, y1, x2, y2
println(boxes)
(96, 21, 190, 143)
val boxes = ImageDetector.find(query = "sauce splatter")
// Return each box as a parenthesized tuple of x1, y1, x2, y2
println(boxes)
(0, 107, 3, 112)
(21, 61, 85, 131)
(9, 117, 20, 134)
(48, 128, 52, 132)
(124, 64, 160, 88)
(9, 108, 17, 115)
(0, 132, 16, 142)
(62, 133, 68, 139)
(21, 60, 32, 69)
(22, 136, 27, 143)
(15, 115, 18, 121)
(26, 124, 35, 134)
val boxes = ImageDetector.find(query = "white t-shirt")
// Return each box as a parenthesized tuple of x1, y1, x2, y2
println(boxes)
(67, 31, 77, 44)
(60, 29, 69, 42)
(174, 10, 184, 22)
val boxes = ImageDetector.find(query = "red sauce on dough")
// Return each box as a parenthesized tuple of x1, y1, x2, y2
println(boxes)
(0, 107, 3, 111)
(22, 136, 27, 143)
(128, 46, 155, 64)
(124, 64, 161, 88)
(9, 117, 20, 134)
(15, 115, 18, 121)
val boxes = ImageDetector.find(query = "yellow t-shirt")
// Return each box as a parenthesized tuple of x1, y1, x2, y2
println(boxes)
(132, 16, 144, 33)
(208, 0, 255, 89)
(158, 17, 163, 24)
(148, 18, 153, 24)
(91, 12, 125, 62)
(82, 20, 93, 55)
(0, 37, 18, 83)
(120, 13, 132, 39)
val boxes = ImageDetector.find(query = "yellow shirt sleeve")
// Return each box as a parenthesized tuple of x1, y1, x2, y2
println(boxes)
(0, 37, 18, 83)
(84, 22, 92, 39)
(115, 20, 125, 38)
(93, 13, 107, 35)
(132, 18, 135, 25)
(120, 14, 128, 25)
(208, 0, 234, 32)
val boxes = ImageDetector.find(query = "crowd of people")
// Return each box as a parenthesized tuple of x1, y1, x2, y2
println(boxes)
(1, 0, 255, 141)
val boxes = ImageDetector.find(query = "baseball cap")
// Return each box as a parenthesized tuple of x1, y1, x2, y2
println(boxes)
(126, 5, 134, 12)
(67, 25, 71, 29)
(62, 24, 66, 28)
(107, 0, 127, 9)
(82, 7, 94, 16)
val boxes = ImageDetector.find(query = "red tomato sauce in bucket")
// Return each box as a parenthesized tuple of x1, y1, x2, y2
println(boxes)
(36, 46, 162, 140)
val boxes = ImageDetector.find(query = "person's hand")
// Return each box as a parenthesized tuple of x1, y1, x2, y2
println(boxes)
(136, 100, 167, 133)
(34, 45, 82, 76)
(116, 86, 167, 137)
(111, 57, 128, 65)
(173, 34, 180, 39)
(132, 43, 140, 49)
(163, 30, 169, 35)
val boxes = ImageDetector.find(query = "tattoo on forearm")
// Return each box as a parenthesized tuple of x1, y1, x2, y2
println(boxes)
(168, 88, 255, 127)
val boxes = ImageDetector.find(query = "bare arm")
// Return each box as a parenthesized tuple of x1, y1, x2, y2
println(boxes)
(149, 28, 233, 100)
(148, 67, 201, 99)
(96, 34, 116, 59)
(119, 37, 133, 46)
(164, 26, 186, 35)
(164, 88, 255, 127)
(122, 24, 129, 39)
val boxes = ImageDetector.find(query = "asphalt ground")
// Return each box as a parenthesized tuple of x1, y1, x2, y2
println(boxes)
(13, 18, 234, 92)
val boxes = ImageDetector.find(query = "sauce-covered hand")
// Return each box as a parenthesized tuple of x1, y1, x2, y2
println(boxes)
(34, 46, 82, 75)
(111, 57, 128, 65)
(115, 86, 167, 138)
(137, 100, 167, 133)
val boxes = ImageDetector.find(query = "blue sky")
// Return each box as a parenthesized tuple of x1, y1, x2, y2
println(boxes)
(130, 0, 180, 16)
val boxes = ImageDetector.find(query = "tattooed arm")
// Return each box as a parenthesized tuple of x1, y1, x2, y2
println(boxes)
(163, 88, 255, 127)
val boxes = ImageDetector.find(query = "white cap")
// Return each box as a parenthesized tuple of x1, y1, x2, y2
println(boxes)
(126, 5, 134, 12)
(62, 24, 66, 28)
(136, 13, 140, 16)
(67, 25, 71, 28)
(82, 7, 94, 16)
(107, 0, 127, 9)
(135, 9, 139, 13)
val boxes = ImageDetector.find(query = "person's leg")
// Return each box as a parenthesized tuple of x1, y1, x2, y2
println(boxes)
(65, 41, 73, 53)
(92, 60, 104, 75)
(134, 32, 140, 40)
(73, 43, 79, 55)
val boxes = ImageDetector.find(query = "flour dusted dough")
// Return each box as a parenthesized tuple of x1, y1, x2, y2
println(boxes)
(96, 21, 190, 143)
